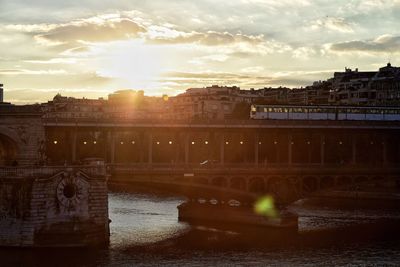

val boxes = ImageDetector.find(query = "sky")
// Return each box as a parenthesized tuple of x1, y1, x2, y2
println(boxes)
(1, 0, 400, 103)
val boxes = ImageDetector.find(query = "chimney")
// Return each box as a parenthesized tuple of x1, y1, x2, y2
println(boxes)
(0, 84, 3, 103)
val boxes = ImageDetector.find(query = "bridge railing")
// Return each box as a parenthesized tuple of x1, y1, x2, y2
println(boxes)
(0, 165, 107, 178)
(108, 163, 400, 172)
(43, 117, 400, 128)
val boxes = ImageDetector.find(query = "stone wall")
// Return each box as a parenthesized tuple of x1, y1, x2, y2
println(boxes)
(0, 106, 45, 166)
(0, 169, 109, 247)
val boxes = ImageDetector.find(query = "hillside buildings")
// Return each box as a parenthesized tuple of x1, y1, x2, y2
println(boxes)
(9, 63, 400, 120)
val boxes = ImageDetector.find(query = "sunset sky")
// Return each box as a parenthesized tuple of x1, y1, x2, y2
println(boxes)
(1, 0, 399, 103)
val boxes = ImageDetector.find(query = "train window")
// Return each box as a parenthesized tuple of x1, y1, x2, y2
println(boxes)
(268, 108, 273, 112)
(256, 107, 263, 112)
(284, 108, 289, 113)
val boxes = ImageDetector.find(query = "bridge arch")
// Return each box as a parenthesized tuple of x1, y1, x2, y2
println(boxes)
(192, 176, 209, 185)
(248, 177, 265, 194)
(230, 176, 246, 191)
(336, 176, 352, 186)
(302, 176, 319, 194)
(320, 176, 335, 190)
(211, 176, 228, 187)
(0, 129, 20, 166)
(265, 176, 292, 203)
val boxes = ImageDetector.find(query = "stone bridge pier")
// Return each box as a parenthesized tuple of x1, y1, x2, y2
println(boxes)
(0, 105, 45, 166)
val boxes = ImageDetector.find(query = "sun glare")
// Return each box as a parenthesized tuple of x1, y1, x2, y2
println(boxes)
(96, 40, 164, 92)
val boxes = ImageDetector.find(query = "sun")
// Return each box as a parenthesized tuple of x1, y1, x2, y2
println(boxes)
(96, 40, 165, 92)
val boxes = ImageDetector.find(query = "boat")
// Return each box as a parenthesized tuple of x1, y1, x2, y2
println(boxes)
(177, 201, 298, 230)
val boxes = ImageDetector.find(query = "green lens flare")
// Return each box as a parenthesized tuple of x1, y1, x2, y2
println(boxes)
(254, 195, 278, 218)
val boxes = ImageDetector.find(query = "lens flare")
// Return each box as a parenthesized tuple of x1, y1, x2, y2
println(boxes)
(254, 195, 278, 218)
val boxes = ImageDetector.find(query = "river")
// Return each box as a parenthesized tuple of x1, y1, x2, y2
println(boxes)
(1, 188, 400, 266)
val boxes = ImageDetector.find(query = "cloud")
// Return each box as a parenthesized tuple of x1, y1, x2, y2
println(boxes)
(147, 29, 265, 46)
(0, 69, 67, 75)
(35, 16, 146, 45)
(309, 17, 354, 33)
(329, 34, 400, 53)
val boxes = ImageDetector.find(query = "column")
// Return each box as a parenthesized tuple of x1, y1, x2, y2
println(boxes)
(254, 132, 259, 166)
(320, 134, 325, 166)
(220, 133, 225, 165)
(184, 133, 189, 165)
(139, 131, 144, 164)
(288, 133, 293, 166)
(110, 131, 115, 164)
(351, 134, 356, 165)
(174, 132, 180, 164)
(71, 129, 77, 163)
(148, 131, 153, 165)
(382, 136, 387, 165)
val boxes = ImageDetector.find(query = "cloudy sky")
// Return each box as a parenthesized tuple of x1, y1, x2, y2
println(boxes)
(1, 0, 399, 103)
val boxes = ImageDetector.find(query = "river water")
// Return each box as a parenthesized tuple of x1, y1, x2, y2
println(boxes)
(2, 188, 400, 266)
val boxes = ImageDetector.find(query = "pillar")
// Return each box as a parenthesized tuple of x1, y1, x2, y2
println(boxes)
(320, 134, 325, 166)
(220, 133, 225, 165)
(288, 133, 293, 165)
(351, 134, 356, 165)
(110, 131, 115, 164)
(148, 131, 153, 165)
(254, 132, 259, 166)
(382, 136, 387, 165)
(184, 133, 189, 164)
(174, 132, 180, 164)
(71, 129, 77, 163)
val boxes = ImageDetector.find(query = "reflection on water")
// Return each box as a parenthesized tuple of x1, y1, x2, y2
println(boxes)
(1, 189, 400, 266)
(109, 192, 188, 247)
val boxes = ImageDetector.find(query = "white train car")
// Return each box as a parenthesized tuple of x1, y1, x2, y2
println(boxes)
(250, 105, 400, 121)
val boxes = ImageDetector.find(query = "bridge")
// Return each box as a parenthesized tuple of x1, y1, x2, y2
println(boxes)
(42, 117, 400, 204)
(0, 108, 399, 203)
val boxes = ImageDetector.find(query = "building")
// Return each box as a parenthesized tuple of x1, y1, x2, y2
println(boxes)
(329, 63, 400, 106)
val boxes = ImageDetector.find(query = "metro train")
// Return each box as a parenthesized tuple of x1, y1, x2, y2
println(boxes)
(250, 105, 400, 121)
